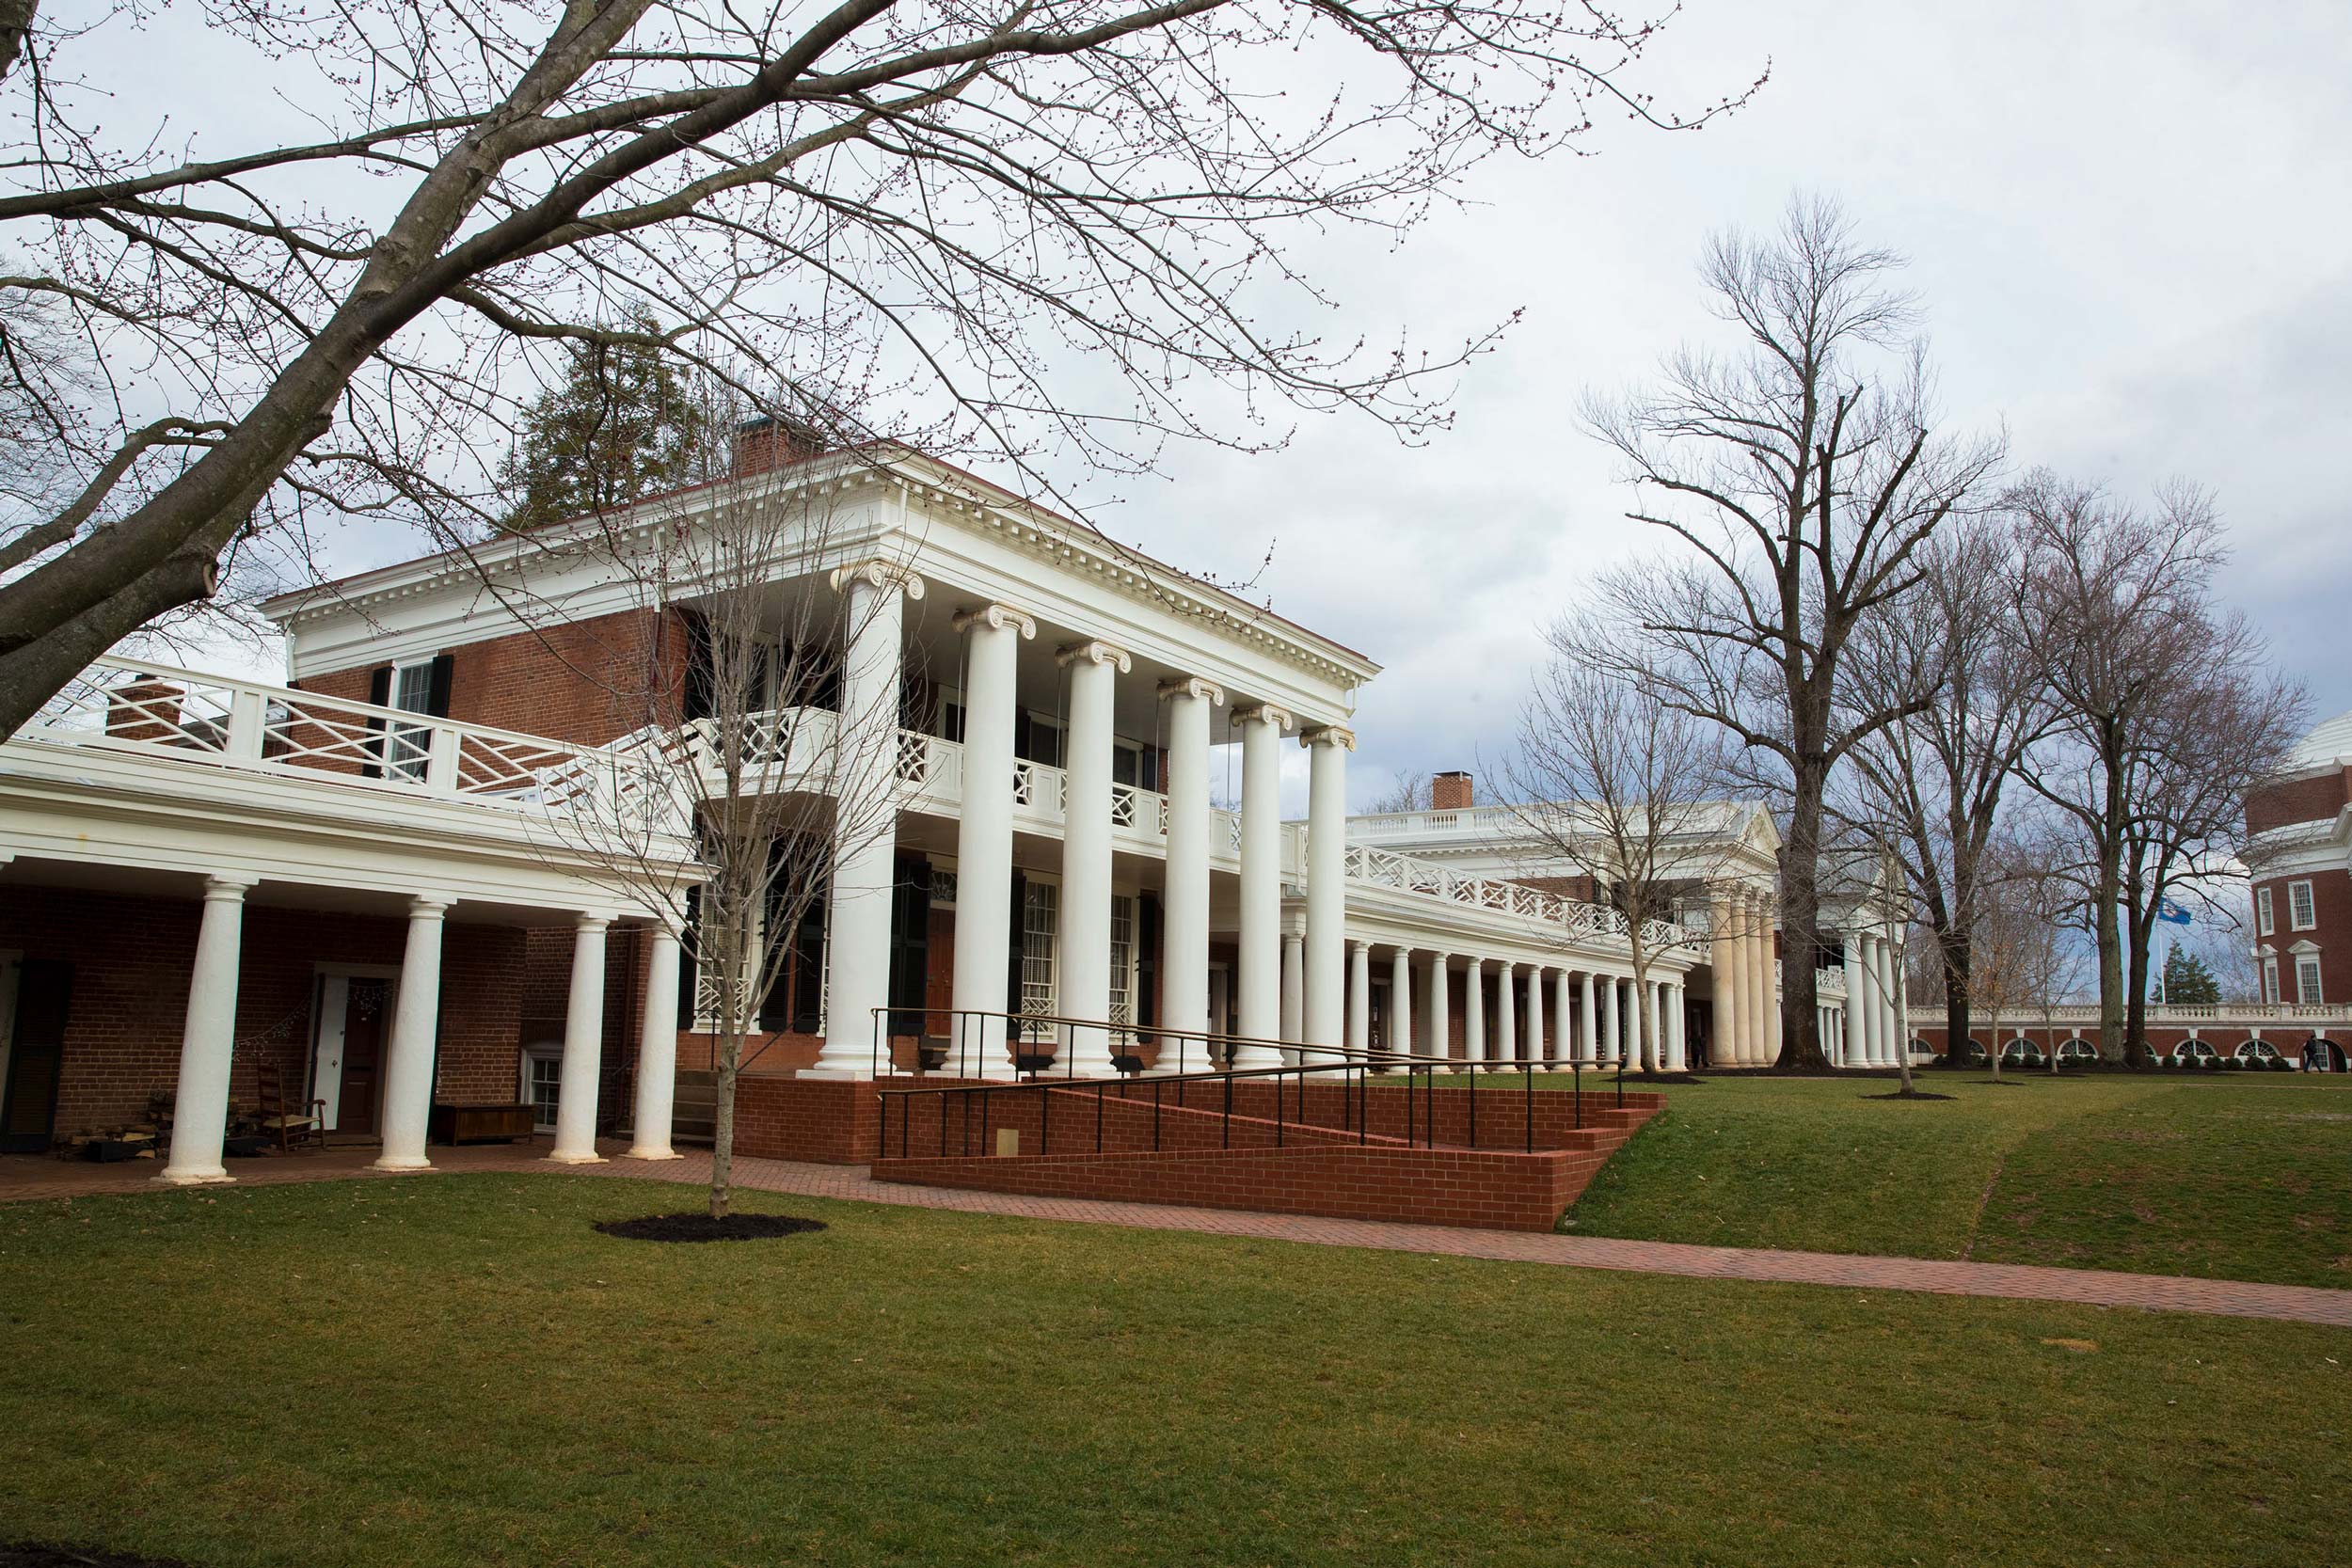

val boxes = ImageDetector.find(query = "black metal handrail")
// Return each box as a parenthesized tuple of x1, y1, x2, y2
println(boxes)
(867, 1006, 1632, 1159)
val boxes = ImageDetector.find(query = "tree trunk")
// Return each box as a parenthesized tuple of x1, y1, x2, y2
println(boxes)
(1940, 924, 1974, 1073)
(2097, 749, 2133, 1067)
(1776, 753, 1831, 1069)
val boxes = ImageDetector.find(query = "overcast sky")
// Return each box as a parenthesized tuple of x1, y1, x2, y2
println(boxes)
(1083, 0, 2352, 808)
(154, 0, 2351, 815)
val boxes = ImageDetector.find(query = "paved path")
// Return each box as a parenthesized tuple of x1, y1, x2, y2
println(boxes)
(9, 1140, 2351, 1327)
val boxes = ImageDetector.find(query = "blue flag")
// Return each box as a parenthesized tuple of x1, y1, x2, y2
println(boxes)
(2156, 898, 2192, 927)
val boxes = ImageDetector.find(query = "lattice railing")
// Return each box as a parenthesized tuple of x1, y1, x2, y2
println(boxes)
(1343, 841, 1702, 954)
(24, 656, 687, 833)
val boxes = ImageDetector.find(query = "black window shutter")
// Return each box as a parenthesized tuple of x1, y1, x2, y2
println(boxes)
(680, 609, 715, 723)
(1007, 870, 1026, 1037)
(424, 654, 454, 719)
(361, 664, 392, 778)
(1136, 893, 1161, 1037)
(1013, 708, 1032, 763)
(0, 958, 72, 1148)
(791, 890, 827, 1035)
(885, 855, 929, 1039)
(675, 885, 701, 1029)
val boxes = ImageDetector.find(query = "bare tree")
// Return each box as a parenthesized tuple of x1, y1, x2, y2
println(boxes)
(1840, 519, 2053, 1070)
(540, 398, 909, 1218)
(1581, 194, 2005, 1068)
(1966, 838, 2074, 1083)
(0, 0, 1755, 736)
(2016, 472, 2299, 1066)
(1365, 768, 1431, 815)
(1502, 624, 1726, 1072)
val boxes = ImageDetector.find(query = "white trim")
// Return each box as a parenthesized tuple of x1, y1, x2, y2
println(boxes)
(2297, 955, 2326, 1006)
(2289, 879, 2316, 932)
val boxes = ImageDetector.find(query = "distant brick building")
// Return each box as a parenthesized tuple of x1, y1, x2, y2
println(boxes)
(2243, 710, 2352, 1009)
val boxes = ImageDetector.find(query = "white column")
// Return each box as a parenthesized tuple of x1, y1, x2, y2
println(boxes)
(1494, 960, 1517, 1071)
(1860, 936, 1885, 1067)
(1156, 675, 1222, 1074)
(1710, 893, 1742, 1069)
(628, 925, 684, 1160)
(1346, 940, 1372, 1060)
(1875, 932, 1901, 1065)
(159, 874, 255, 1186)
(1761, 895, 1783, 1068)
(1666, 982, 1687, 1070)
(812, 559, 922, 1076)
(549, 914, 611, 1164)
(1523, 965, 1545, 1070)
(1844, 936, 1869, 1069)
(1579, 970, 1597, 1064)
(1389, 946, 1414, 1066)
(1464, 958, 1486, 1071)
(1598, 974, 1619, 1065)
(1232, 703, 1291, 1069)
(1301, 725, 1353, 1058)
(374, 895, 448, 1171)
(1551, 969, 1574, 1070)
(1423, 951, 1451, 1066)
(1279, 929, 1305, 1051)
(1056, 639, 1129, 1075)
(951, 604, 1036, 1077)
(1742, 893, 1767, 1065)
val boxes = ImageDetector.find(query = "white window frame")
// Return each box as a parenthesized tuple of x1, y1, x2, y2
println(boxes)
(2257, 886, 2275, 937)
(520, 1044, 564, 1132)
(2297, 956, 2325, 1006)
(1108, 892, 1138, 1037)
(2289, 879, 2316, 932)
(385, 657, 437, 781)
(1018, 876, 1059, 1038)
(2263, 955, 2280, 1004)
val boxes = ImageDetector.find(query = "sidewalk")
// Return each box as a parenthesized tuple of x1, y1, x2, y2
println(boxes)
(8, 1139, 2350, 1327)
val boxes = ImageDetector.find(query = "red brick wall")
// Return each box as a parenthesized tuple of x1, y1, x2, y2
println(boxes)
(0, 884, 527, 1136)
(2250, 868, 2352, 1006)
(296, 607, 687, 748)
(2246, 769, 2350, 835)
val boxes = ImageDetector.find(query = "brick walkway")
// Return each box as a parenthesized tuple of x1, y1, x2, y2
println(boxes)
(9, 1140, 2351, 1327)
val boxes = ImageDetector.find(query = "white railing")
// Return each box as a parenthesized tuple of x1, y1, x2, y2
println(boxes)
(23, 656, 687, 832)
(1343, 841, 1701, 954)
(1908, 1001, 2352, 1028)
(1350, 804, 1523, 839)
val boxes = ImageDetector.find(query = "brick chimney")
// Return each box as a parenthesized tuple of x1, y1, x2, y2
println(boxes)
(732, 416, 824, 477)
(1431, 770, 1473, 811)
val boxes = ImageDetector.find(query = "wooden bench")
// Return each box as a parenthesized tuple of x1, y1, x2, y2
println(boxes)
(429, 1102, 536, 1145)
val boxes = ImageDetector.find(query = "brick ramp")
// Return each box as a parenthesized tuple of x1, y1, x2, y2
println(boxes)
(873, 1082, 1664, 1231)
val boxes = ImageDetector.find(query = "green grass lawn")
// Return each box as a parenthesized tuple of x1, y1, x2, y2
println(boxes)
(1, 1175, 2346, 1567)
(1544, 1069, 2352, 1287)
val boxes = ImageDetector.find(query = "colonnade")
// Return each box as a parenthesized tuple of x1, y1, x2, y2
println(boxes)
(837, 564, 1353, 1081)
(1303, 942, 1689, 1072)
(160, 883, 684, 1185)
(1838, 925, 1908, 1068)
(1708, 883, 1780, 1067)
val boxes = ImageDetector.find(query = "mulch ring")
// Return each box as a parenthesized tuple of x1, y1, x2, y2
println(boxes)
(5, 1546, 199, 1568)
(592, 1212, 828, 1243)
(1864, 1090, 1957, 1101)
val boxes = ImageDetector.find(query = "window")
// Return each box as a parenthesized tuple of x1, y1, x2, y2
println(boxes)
(1109, 893, 1136, 1034)
(1018, 715, 1066, 768)
(2290, 880, 2316, 932)
(2298, 957, 2325, 1005)
(930, 865, 958, 908)
(526, 1052, 562, 1132)
(1019, 879, 1059, 1025)
(386, 658, 437, 780)
(1112, 739, 1157, 792)
(2257, 887, 2276, 937)
(2263, 956, 2280, 1004)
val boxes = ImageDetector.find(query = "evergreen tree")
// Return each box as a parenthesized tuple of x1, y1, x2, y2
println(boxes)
(498, 327, 705, 531)
(2155, 946, 2219, 1006)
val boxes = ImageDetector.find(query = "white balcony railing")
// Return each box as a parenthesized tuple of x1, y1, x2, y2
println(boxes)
(1343, 841, 1701, 954)
(22, 656, 688, 833)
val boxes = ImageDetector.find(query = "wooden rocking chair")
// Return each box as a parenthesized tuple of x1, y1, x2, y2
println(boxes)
(255, 1063, 328, 1153)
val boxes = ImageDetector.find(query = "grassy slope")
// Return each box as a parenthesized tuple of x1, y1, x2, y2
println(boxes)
(1559, 1071, 2352, 1287)
(1, 1175, 2346, 1568)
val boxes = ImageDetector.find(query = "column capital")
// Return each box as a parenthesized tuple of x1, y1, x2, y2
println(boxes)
(1158, 674, 1227, 705)
(951, 602, 1036, 639)
(575, 911, 613, 933)
(1056, 638, 1132, 673)
(1230, 702, 1294, 732)
(199, 873, 257, 900)
(1349, 938, 1373, 956)
(405, 894, 453, 917)
(829, 558, 927, 600)
(1299, 723, 1356, 752)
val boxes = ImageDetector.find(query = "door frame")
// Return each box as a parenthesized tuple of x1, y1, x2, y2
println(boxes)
(308, 962, 402, 1132)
